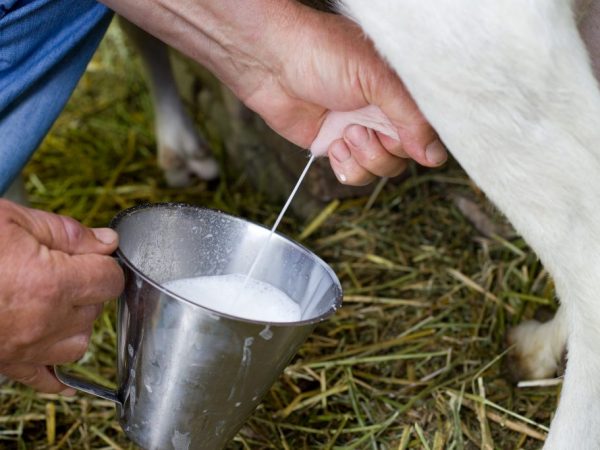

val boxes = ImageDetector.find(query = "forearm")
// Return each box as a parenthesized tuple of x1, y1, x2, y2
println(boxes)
(99, 0, 305, 100)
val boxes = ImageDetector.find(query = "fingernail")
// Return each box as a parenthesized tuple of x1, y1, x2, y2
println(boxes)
(59, 387, 77, 397)
(331, 142, 351, 163)
(92, 228, 118, 245)
(425, 140, 447, 165)
(345, 125, 370, 148)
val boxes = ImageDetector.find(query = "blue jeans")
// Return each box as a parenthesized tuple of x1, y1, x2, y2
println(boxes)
(0, 0, 112, 194)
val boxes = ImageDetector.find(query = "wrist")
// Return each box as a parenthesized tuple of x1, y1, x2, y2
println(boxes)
(205, 0, 310, 101)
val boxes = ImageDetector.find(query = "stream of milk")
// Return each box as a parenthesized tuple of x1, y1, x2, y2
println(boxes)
(241, 154, 315, 289)
(164, 155, 315, 322)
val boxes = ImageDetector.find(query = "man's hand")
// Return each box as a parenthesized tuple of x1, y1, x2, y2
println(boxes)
(98, 0, 447, 186)
(0, 200, 124, 394)
(239, 7, 447, 186)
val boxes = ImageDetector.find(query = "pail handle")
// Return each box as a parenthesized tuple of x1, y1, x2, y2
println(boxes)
(53, 366, 120, 404)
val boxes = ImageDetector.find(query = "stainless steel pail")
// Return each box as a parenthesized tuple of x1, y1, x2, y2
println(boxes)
(55, 203, 342, 450)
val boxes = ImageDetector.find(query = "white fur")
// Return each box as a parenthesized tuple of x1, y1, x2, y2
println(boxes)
(509, 308, 568, 379)
(339, 0, 600, 447)
(119, 20, 219, 186)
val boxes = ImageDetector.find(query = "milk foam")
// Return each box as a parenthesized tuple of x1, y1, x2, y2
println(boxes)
(163, 274, 301, 322)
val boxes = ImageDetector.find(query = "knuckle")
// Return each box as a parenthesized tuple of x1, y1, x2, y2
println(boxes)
(350, 148, 376, 167)
(60, 216, 85, 248)
(80, 304, 103, 325)
(387, 161, 408, 178)
(348, 173, 375, 187)
(16, 366, 41, 385)
(387, 145, 409, 159)
(72, 334, 91, 361)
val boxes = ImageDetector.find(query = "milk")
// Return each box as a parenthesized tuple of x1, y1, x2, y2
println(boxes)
(242, 155, 315, 289)
(163, 274, 301, 322)
(165, 155, 314, 322)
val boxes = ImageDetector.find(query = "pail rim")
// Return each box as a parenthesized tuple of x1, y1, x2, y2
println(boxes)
(109, 202, 343, 326)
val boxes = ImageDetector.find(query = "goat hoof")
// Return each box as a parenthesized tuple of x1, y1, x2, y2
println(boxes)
(504, 319, 561, 383)
(159, 145, 219, 187)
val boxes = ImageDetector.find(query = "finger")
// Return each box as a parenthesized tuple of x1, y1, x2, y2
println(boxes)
(36, 333, 92, 365)
(11, 203, 118, 255)
(373, 71, 448, 167)
(12, 303, 102, 364)
(0, 363, 75, 395)
(376, 132, 409, 158)
(328, 139, 377, 186)
(343, 125, 408, 178)
(54, 252, 124, 306)
(383, 107, 447, 167)
(48, 304, 103, 343)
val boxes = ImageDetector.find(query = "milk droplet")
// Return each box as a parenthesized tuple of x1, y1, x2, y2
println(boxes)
(171, 430, 191, 450)
(260, 326, 273, 340)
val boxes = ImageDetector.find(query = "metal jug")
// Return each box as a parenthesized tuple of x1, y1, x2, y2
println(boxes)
(55, 203, 342, 450)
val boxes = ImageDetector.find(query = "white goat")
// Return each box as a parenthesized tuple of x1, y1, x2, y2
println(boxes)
(336, 0, 600, 447)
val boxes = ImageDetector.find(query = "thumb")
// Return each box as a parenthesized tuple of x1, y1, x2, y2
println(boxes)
(13, 204, 118, 255)
(373, 69, 447, 167)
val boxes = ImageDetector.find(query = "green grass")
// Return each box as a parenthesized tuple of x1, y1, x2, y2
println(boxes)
(0, 22, 559, 450)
